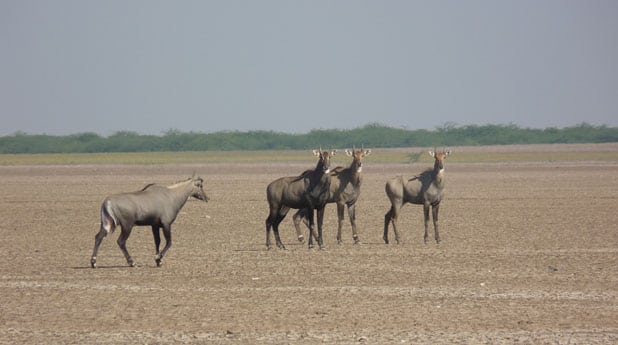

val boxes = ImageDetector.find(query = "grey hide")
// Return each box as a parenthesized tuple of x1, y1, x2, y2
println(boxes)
(383, 149, 451, 244)
(90, 176, 209, 268)
(265, 149, 336, 250)
(293, 147, 372, 244)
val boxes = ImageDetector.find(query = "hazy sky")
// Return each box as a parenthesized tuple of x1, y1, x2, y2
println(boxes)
(1, 1, 617, 136)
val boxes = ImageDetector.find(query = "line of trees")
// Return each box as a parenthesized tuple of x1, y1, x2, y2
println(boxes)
(1, 123, 617, 154)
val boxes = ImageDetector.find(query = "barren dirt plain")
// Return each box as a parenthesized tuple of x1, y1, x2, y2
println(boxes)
(0, 144, 617, 344)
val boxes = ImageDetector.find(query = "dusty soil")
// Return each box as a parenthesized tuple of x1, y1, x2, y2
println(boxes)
(1, 149, 617, 344)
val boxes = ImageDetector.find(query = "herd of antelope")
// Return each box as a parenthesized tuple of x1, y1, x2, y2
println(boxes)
(90, 147, 451, 268)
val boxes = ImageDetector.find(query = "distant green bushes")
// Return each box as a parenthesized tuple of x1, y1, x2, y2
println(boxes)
(1, 123, 617, 154)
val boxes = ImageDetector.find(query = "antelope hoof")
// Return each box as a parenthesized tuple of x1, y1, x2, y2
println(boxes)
(127, 258, 135, 267)
(90, 257, 97, 269)
(297, 235, 305, 243)
(383, 236, 389, 244)
(353, 236, 361, 245)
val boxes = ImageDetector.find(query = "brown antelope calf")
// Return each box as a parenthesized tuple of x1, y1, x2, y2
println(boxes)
(383, 149, 450, 244)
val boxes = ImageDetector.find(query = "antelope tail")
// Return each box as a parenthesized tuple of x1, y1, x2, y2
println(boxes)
(101, 199, 118, 233)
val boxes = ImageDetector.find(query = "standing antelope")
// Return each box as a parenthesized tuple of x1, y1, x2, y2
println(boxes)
(383, 149, 451, 244)
(265, 149, 336, 250)
(90, 175, 209, 268)
(293, 147, 372, 244)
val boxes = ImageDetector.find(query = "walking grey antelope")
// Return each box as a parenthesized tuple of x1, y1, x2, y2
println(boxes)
(265, 149, 336, 250)
(293, 147, 372, 244)
(90, 175, 209, 268)
(383, 149, 451, 244)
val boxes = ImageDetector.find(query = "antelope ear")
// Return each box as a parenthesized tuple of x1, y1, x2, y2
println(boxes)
(345, 149, 353, 156)
(445, 150, 451, 156)
(330, 149, 337, 156)
(428, 151, 436, 157)
(313, 150, 320, 156)
(363, 149, 372, 156)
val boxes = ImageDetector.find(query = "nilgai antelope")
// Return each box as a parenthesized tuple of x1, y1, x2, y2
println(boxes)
(383, 149, 451, 244)
(265, 149, 336, 250)
(90, 175, 209, 268)
(293, 147, 372, 244)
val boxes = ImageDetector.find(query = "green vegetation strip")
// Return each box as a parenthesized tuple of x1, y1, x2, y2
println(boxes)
(1, 150, 617, 165)
(2, 123, 618, 154)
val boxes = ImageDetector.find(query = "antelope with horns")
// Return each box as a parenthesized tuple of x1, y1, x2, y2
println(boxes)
(265, 149, 336, 250)
(383, 149, 451, 244)
(293, 147, 371, 244)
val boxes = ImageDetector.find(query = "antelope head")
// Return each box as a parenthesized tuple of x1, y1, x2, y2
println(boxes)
(313, 148, 337, 174)
(429, 148, 451, 173)
(345, 146, 372, 173)
(191, 176, 210, 202)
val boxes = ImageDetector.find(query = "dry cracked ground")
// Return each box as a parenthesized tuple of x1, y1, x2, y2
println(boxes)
(0, 145, 617, 344)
